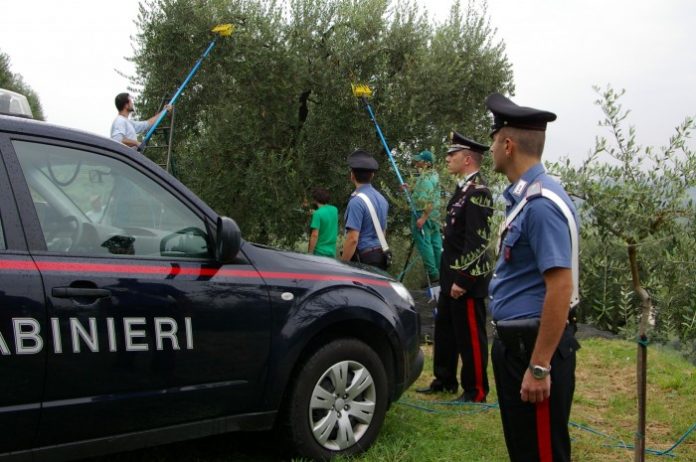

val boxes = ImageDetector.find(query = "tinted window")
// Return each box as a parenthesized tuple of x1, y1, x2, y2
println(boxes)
(14, 141, 210, 258)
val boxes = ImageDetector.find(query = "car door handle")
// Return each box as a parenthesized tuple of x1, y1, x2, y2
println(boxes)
(52, 287, 111, 298)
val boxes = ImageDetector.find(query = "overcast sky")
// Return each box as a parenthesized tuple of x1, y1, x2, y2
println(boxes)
(1, 0, 694, 163)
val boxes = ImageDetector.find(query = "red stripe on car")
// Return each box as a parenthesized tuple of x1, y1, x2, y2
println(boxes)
(0, 259, 390, 287)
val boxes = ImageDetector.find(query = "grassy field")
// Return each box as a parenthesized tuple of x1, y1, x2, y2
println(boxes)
(93, 338, 696, 461)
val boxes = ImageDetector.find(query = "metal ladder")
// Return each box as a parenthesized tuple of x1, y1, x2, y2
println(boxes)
(142, 98, 177, 177)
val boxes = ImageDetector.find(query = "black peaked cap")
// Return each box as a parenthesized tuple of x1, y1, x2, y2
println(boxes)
(447, 131, 489, 154)
(485, 93, 557, 135)
(348, 149, 379, 171)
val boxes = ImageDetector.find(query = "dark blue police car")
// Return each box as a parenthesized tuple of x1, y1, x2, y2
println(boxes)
(0, 91, 423, 461)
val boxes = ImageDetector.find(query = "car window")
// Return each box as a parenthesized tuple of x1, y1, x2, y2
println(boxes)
(13, 140, 210, 259)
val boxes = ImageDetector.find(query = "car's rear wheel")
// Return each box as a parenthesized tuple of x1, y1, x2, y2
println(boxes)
(285, 338, 388, 461)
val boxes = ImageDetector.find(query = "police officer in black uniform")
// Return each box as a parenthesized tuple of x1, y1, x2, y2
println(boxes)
(486, 93, 581, 462)
(416, 132, 493, 402)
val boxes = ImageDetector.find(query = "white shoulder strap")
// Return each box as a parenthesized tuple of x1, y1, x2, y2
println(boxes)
(497, 188, 580, 308)
(356, 192, 389, 252)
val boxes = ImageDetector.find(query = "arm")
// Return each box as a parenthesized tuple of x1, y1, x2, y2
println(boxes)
(341, 229, 359, 262)
(414, 175, 435, 229)
(146, 105, 172, 127)
(120, 137, 140, 148)
(308, 229, 319, 254)
(416, 203, 432, 229)
(521, 267, 573, 403)
(520, 198, 576, 403)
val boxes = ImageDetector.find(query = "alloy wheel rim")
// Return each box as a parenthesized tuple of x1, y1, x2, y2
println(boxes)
(308, 359, 376, 450)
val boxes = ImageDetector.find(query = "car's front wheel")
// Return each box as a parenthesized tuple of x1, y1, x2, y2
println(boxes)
(285, 338, 388, 461)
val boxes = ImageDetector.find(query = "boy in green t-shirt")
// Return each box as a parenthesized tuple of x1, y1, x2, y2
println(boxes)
(308, 188, 338, 257)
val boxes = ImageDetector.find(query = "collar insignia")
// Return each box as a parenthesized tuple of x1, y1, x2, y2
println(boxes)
(512, 179, 528, 196)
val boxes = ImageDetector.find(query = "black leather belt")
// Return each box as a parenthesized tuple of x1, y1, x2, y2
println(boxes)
(359, 246, 383, 255)
(492, 314, 576, 355)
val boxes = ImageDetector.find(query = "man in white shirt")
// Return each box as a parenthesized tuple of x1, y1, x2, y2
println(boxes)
(110, 92, 171, 148)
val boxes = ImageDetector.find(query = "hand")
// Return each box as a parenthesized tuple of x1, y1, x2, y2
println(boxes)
(520, 368, 551, 403)
(416, 216, 426, 229)
(450, 283, 466, 299)
(165, 104, 173, 112)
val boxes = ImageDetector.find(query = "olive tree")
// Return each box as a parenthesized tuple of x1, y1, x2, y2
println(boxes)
(548, 86, 696, 461)
(130, 0, 513, 245)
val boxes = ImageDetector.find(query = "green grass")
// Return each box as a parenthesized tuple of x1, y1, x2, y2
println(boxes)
(94, 338, 696, 461)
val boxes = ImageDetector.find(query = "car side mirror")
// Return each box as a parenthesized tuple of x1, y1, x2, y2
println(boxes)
(215, 216, 241, 263)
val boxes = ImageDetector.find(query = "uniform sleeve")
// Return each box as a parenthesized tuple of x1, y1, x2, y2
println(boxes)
(110, 118, 126, 141)
(454, 189, 493, 290)
(525, 198, 572, 274)
(344, 198, 364, 231)
(309, 210, 320, 230)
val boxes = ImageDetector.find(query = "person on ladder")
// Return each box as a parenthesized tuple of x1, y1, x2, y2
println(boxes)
(409, 150, 442, 287)
(110, 92, 171, 148)
(417, 132, 493, 402)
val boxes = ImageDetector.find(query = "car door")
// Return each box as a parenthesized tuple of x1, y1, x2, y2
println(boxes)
(6, 137, 272, 446)
(0, 136, 46, 454)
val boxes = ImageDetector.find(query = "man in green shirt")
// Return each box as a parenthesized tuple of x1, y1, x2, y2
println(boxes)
(308, 187, 339, 257)
(411, 150, 442, 282)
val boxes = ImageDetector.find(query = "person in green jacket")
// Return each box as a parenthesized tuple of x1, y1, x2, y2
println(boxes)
(411, 150, 442, 283)
(308, 187, 339, 257)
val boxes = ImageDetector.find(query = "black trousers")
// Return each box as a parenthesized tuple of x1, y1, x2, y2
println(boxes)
(432, 294, 489, 401)
(492, 326, 580, 462)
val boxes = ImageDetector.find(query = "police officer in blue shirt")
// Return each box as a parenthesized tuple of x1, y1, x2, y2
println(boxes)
(486, 93, 581, 462)
(340, 149, 390, 270)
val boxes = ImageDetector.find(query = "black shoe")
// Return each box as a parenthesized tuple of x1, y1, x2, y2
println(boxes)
(415, 385, 441, 394)
(415, 383, 457, 394)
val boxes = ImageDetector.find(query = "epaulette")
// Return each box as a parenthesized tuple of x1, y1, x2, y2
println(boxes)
(474, 184, 488, 190)
(525, 181, 543, 199)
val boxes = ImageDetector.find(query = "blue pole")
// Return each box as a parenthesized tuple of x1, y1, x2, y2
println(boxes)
(362, 98, 419, 219)
(362, 97, 433, 288)
(139, 38, 219, 150)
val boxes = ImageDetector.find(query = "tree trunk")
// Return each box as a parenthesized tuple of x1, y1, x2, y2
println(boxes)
(628, 243, 653, 462)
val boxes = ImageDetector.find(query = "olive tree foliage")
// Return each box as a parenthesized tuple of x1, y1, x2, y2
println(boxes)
(548, 87, 696, 346)
(550, 86, 696, 462)
(0, 51, 45, 120)
(130, 0, 513, 245)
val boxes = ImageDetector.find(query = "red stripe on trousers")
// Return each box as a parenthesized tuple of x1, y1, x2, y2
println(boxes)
(536, 398, 553, 462)
(466, 298, 485, 402)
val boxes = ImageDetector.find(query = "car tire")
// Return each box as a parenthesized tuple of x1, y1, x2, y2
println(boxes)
(284, 338, 388, 461)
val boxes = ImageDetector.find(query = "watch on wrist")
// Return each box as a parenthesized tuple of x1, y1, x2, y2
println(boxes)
(529, 363, 551, 379)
